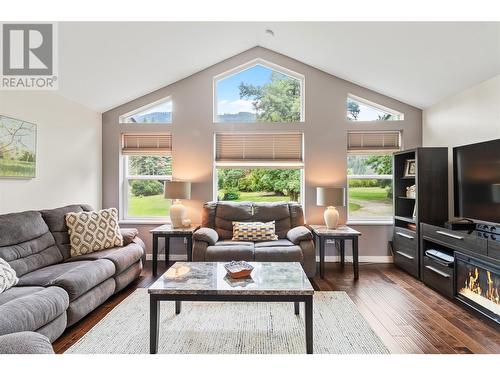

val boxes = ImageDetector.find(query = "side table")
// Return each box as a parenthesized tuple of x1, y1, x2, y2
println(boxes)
(150, 224, 200, 276)
(309, 225, 361, 279)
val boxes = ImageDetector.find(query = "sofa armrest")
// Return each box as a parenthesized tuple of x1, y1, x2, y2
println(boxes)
(0, 332, 54, 354)
(120, 228, 139, 246)
(287, 226, 313, 245)
(193, 227, 219, 246)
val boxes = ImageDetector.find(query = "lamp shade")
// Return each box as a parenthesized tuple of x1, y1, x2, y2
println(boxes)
(164, 181, 191, 200)
(316, 187, 345, 207)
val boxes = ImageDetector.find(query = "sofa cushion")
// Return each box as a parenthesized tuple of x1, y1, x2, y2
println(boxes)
(40, 204, 93, 259)
(205, 241, 254, 262)
(0, 286, 69, 336)
(65, 242, 144, 274)
(254, 239, 295, 248)
(0, 258, 18, 293)
(232, 221, 278, 242)
(214, 202, 253, 239)
(65, 208, 123, 257)
(17, 259, 115, 301)
(254, 245, 303, 262)
(0, 331, 55, 354)
(253, 203, 292, 238)
(0, 211, 63, 277)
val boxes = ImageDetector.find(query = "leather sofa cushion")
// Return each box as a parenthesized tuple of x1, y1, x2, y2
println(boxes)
(215, 202, 253, 240)
(253, 203, 291, 238)
(205, 241, 254, 261)
(0, 286, 69, 335)
(254, 245, 303, 262)
(65, 242, 144, 274)
(254, 239, 295, 248)
(17, 259, 115, 301)
(40, 204, 93, 259)
(286, 226, 313, 244)
(0, 211, 63, 277)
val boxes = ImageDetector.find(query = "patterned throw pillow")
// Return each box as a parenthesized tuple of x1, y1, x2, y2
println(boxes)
(232, 221, 278, 242)
(65, 208, 123, 257)
(0, 258, 18, 294)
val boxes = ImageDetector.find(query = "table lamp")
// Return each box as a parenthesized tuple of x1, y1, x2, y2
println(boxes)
(164, 181, 191, 228)
(316, 187, 346, 229)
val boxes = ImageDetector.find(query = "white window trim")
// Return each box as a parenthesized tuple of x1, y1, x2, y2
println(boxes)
(213, 163, 306, 208)
(121, 155, 172, 222)
(346, 173, 394, 223)
(119, 96, 173, 124)
(347, 93, 404, 121)
(213, 58, 305, 123)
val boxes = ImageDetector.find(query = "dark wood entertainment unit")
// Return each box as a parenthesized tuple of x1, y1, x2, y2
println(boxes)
(420, 223, 500, 324)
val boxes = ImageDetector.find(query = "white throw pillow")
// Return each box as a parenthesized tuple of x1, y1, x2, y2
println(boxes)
(0, 258, 18, 294)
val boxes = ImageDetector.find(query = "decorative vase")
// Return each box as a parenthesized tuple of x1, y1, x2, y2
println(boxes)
(170, 200, 187, 228)
(324, 206, 339, 229)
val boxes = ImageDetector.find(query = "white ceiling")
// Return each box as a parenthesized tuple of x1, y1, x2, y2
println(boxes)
(58, 22, 500, 112)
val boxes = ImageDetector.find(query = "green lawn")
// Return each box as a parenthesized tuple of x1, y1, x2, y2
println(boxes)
(128, 194, 171, 217)
(349, 187, 391, 213)
(0, 159, 36, 177)
(221, 191, 293, 203)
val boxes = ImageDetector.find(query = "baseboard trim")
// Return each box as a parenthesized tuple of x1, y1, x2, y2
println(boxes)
(146, 254, 394, 263)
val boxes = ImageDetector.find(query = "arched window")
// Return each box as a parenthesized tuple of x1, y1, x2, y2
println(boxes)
(214, 59, 304, 123)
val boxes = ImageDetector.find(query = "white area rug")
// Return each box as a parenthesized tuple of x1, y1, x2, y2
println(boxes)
(66, 289, 388, 354)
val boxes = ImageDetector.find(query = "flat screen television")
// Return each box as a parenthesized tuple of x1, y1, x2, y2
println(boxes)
(453, 139, 500, 224)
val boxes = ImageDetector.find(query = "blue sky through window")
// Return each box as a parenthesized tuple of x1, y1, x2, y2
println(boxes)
(216, 64, 274, 116)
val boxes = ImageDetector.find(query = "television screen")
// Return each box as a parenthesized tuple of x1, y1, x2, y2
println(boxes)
(453, 139, 500, 224)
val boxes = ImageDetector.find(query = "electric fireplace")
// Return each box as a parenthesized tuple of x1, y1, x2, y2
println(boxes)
(455, 252, 500, 324)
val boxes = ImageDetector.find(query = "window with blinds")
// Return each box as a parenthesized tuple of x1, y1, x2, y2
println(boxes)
(121, 133, 172, 155)
(215, 132, 303, 165)
(347, 131, 401, 154)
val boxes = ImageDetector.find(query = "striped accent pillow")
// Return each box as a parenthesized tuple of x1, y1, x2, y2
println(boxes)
(232, 221, 278, 242)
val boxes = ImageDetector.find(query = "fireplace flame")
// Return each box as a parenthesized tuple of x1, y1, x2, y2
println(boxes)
(461, 268, 500, 307)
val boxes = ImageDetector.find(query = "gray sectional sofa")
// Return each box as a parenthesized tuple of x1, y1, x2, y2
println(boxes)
(192, 201, 316, 277)
(0, 204, 145, 353)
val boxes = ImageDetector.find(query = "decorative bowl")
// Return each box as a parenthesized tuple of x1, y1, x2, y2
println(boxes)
(224, 261, 254, 279)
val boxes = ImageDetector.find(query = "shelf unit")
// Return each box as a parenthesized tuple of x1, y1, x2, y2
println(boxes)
(392, 148, 448, 279)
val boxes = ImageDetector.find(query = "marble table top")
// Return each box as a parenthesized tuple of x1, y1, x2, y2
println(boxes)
(148, 262, 314, 296)
(309, 225, 361, 236)
(150, 224, 200, 234)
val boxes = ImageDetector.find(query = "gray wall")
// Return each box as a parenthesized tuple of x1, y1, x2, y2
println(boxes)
(423, 74, 500, 219)
(102, 46, 422, 260)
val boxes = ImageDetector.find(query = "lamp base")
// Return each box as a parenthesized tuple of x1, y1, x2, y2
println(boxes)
(324, 206, 339, 229)
(170, 200, 187, 228)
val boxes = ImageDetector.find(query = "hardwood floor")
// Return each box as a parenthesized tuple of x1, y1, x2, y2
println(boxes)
(52, 261, 500, 354)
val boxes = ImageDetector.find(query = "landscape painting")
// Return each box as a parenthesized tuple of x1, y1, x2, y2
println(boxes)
(0, 115, 37, 178)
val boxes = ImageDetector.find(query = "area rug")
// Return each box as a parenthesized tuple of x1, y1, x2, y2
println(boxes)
(66, 289, 388, 354)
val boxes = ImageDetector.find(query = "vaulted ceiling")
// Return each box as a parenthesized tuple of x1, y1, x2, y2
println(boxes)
(58, 22, 500, 112)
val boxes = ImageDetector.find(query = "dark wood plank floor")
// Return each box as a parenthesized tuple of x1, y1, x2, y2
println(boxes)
(52, 261, 500, 354)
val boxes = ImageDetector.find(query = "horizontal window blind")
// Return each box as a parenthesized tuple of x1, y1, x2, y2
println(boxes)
(347, 131, 401, 154)
(215, 132, 303, 164)
(121, 133, 172, 155)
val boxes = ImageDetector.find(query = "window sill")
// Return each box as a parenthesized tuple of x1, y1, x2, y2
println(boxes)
(119, 219, 170, 225)
(347, 221, 393, 226)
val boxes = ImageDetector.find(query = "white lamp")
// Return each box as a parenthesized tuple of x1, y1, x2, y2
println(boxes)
(316, 187, 346, 229)
(164, 181, 191, 228)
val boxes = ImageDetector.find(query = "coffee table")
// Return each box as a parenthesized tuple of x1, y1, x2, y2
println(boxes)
(148, 262, 314, 354)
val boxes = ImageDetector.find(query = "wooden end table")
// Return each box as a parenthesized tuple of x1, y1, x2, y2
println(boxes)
(309, 225, 361, 279)
(150, 224, 200, 276)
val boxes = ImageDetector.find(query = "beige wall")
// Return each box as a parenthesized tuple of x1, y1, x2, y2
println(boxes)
(103, 47, 422, 260)
(0, 91, 102, 214)
(423, 74, 500, 219)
